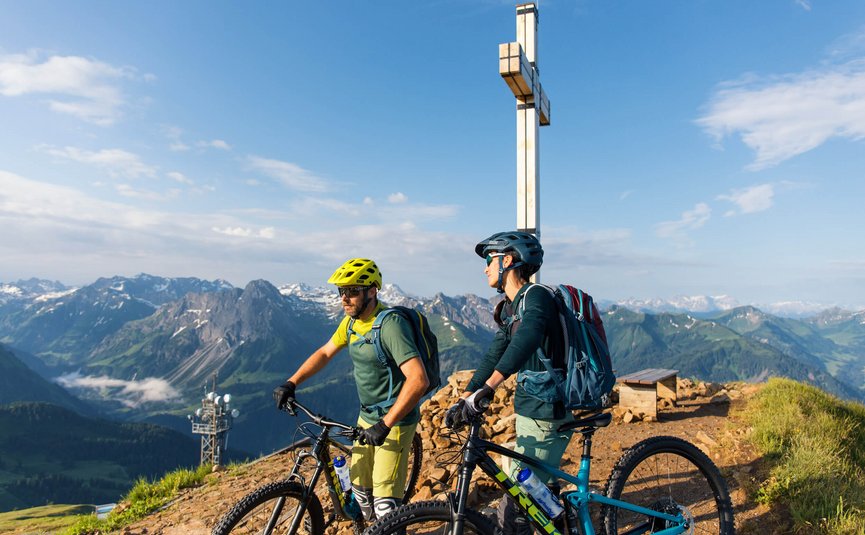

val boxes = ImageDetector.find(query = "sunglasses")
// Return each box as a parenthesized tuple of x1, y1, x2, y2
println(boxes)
(338, 286, 367, 298)
(485, 253, 506, 266)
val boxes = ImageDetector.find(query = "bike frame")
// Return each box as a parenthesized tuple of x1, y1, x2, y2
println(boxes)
(271, 401, 359, 532)
(450, 417, 688, 535)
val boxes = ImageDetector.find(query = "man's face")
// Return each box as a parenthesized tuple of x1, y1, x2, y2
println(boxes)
(338, 285, 374, 318)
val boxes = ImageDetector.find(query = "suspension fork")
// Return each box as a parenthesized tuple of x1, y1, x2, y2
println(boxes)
(448, 422, 486, 535)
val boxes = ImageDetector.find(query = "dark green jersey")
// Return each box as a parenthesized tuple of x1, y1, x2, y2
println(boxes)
(467, 284, 566, 420)
(331, 302, 421, 425)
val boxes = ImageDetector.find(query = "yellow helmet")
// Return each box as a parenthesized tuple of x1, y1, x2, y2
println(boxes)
(327, 258, 382, 288)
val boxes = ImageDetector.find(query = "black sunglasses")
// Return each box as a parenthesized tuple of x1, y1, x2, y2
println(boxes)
(338, 286, 367, 298)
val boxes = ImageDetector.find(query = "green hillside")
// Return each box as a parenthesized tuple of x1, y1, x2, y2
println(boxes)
(0, 402, 198, 512)
(0, 344, 94, 415)
(744, 378, 865, 534)
(606, 307, 861, 400)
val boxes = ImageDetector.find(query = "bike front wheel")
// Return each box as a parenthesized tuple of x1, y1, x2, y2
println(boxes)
(365, 499, 501, 535)
(211, 480, 324, 535)
(603, 436, 735, 535)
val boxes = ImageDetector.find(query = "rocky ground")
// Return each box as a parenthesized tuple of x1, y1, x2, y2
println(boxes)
(100, 372, 789, 534)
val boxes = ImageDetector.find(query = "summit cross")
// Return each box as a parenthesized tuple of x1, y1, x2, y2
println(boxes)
(499, 2, 550, 246)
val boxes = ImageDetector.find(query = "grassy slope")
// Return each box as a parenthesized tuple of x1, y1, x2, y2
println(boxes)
(744, 378, 865, 534)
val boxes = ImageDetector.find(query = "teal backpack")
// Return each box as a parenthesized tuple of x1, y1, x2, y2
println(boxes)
(347, 306, 442, 415)
(515, 284, 616, 411)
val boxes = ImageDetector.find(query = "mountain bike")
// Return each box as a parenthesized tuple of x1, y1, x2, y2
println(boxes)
(211, 399, 423, 535)
(366, 409, 734, 535)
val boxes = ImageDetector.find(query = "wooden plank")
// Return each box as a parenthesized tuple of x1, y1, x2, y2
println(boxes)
(618, 368, 678, 385)
(657, 375, 678, 401)
(618, 384, 657, 418)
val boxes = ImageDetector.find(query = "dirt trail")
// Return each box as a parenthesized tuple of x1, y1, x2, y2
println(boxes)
(96, 375, 789, 534)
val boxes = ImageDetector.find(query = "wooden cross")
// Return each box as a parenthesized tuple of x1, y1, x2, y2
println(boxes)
(499, 2, 550, 254)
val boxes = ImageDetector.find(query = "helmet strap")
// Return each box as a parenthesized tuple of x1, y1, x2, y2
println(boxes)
(496, 257, 525, 293)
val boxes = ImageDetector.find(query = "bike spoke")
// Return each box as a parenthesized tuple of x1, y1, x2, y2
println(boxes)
(613, 451, 722, 534)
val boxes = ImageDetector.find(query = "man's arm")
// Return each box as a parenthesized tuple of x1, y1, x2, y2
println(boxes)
(287, 339, 342, 386)
(381, 356, 429, 428)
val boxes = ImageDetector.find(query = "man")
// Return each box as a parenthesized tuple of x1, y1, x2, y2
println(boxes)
(274, 258, 429, 521)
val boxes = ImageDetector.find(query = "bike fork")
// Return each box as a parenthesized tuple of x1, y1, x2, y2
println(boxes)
(448, 456, 478, 535)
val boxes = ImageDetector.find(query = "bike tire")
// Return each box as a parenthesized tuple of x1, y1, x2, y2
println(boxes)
(211, 480, 324, 535)
(364, 499, 501, 535)
(602, 435, 735, 535)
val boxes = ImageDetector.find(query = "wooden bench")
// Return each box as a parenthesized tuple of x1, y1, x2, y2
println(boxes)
(616, 368, 679, 420)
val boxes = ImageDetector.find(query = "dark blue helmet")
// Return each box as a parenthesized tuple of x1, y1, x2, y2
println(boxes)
(475, 231, 543, 273)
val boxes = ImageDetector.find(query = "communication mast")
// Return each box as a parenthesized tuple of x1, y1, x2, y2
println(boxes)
(188, 374, 239, 467)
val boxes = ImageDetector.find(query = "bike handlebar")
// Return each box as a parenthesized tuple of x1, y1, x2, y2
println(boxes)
(280, 399, 361, 440)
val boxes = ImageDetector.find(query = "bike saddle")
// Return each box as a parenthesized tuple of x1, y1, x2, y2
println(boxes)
(557, 411, 612, 432)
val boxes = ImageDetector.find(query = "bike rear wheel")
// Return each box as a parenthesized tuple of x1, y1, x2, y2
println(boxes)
(211, 480, 324, 535)
(364, 499, 501, 535)
(603, 436, 735, 535)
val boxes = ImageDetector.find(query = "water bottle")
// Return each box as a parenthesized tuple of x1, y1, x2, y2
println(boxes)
(516, 467, 564, 519)
(333, 455, 352, 492)
(333, 456, 361, 520)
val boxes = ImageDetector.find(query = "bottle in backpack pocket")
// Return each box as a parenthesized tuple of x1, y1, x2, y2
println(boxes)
(516, 467, 564, 519)
(333, 456, 361, 520)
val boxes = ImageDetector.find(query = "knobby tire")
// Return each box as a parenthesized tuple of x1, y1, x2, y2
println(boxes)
(602, 435, 735, 535)
(211, 480, 324, 535)
(365, 500, 501, 535)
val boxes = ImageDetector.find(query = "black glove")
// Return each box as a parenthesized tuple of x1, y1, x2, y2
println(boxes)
(444, 399, 467, 429)
(461, 384, 494, 421)
(358, 420, 391, 446)
(273, 380, 296, 410)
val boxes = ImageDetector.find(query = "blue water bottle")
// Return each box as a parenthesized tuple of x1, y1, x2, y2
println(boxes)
(333, 456, 361, 520)
(516, 467, 564, 519)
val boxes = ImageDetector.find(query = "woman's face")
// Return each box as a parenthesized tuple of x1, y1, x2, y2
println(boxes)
(483, 253, 508, 288)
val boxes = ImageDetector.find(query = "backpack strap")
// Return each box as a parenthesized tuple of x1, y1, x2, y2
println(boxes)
(360, 308, 399, 417)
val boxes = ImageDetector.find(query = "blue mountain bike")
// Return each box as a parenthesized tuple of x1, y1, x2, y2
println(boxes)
(366, 410, 734, 534)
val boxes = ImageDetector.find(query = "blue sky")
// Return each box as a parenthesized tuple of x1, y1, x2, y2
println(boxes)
(1, 1, 864, 308)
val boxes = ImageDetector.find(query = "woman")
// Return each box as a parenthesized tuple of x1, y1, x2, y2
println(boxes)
(446, 231, 574, 535)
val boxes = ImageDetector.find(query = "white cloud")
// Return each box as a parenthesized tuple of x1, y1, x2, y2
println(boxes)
(0, 51, 143, 125)
(55, 372, 181, 407)
(212, 226, 275, 239)
(167, 171, 193, 185)
(717, 183, 775, 216)
(116, 184, 180, 201)
(697, 59, 865, 169)
(40, 145, 157, 179)
(655, 203, 711, 239)
(388, 192, 408, 203)
(795, 0, 811, 11)
(197, 139, 231, 150)
(247, 155, 331, 192)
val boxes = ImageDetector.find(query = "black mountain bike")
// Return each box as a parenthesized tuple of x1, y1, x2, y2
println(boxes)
(211, 399, 423, 535)
(367, 409, 734, 535)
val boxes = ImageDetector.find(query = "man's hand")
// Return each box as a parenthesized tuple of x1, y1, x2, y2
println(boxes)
(444, 399, 466, 428)
(358, 420, 391, 446)
(461, 384, 494, 421)
(273, 380, 296, 410)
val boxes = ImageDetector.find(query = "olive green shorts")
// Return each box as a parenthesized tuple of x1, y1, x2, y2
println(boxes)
(508, 412, 575, 484)
(350, 417, 418, 499)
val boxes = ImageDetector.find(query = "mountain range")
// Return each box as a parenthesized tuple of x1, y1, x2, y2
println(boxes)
(1, 273, 864, 507)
